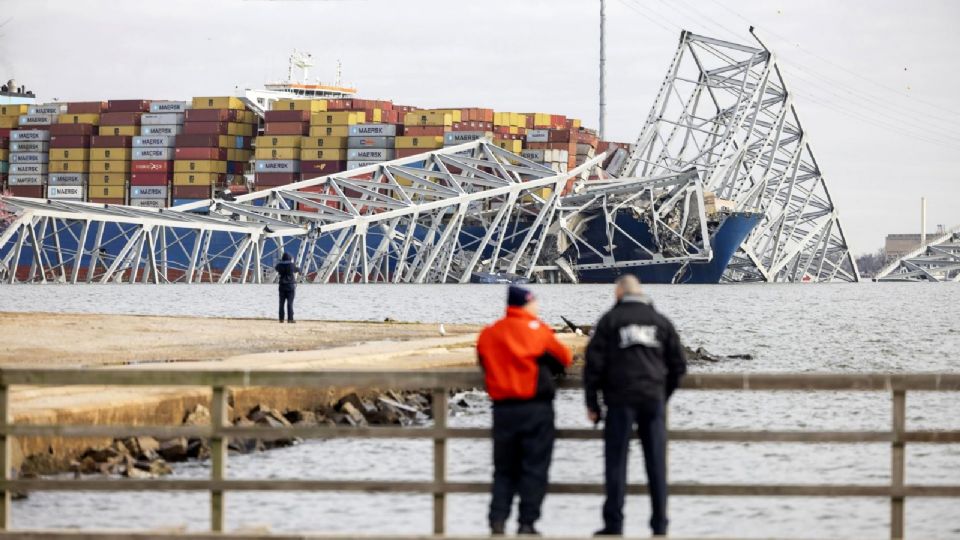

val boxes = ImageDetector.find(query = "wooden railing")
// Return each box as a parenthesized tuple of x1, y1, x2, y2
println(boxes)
(1, 369, 959, 539)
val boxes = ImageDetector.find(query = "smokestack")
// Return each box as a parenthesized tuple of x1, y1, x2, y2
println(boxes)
(921, 197, 927, 248)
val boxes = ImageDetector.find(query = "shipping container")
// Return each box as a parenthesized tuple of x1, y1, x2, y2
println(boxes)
(49, 148, 90, 161)
(10, 141, 50, 152)
(254, 147, 300, 160)
(133, 148, 175, 160)
(300, 148, 347, 161)
(264, 123, 309, 136)
(310, 111, 365, 126)
(403, 111, 453, 127)
(254, 160, 299, 173)
(395, 136, 444, 149)
(48, 161, 89, 173)
(90, 148, 132, 160)
(100, 126, 138, 136)
(57, 113, 100, 126)
(264, 110, 311, 123)
(191, 96, 245, 110)
(141, 125, 183, 136)
(8, 186, 44, 198)
(299, 160, 346, 175)
(130, 186, 168, 199)
(444, 131, 491, 145)
(402, 126, 446, 137)
(172, 173, 224, 186)
(100, 112, 142, 125)
(0, 105, 29, 116)
(10, 152, 49, 164)
(256, 135, 302, 148)
(7, 175, 45, 186)
(10, 130, 50, 142)
(129, 198, 168, 208)
(307, 126, 349, 137)
(347, 148, 394, 161)
(174, 147, 228, 160)
(88, 197, 126, 205)
(49, 124, 95, 136)
(348, 124, 398, 137)
(131, 161, 172, 173)
(88, 173, 129, 186)
(18, 114, 56, 126)
(88, 185, 127, 199)
(273, 99, 327, 112)
(254, 173, 298, 187)
(29, 105, 65, 115)
(347, 136, 394, 149)
(47, 185, 85, 199)
(131, 172, 173, 186)
(172, 185, 214, 199)
(173, 160, 228, 174)
(89, 160, 131, 173)
(49, 135, 91, 148)
(66, 102, 107, 114)
(141, 113, 185, 125)
(90, 136, 132, 148)
(0, 116, 18, 129)
(49, 173, 88, 185)
(347, 160, 381, 170)
(106, 100, 150, 113)
(149, 101, 190, 113)
(133, 135, 175, 148)
(9, 163, 48, 175)
(302, 136, 348, 149)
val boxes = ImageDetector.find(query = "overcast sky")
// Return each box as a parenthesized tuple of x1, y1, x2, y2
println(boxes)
(2, 0, 957, 252)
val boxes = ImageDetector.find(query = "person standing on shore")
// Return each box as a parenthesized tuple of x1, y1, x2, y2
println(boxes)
(477, 286, 573, 536)
(275, 252, 299, 323)
(585, 275, 687, 537)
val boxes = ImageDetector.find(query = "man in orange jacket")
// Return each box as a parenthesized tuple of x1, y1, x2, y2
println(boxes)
(477, 286, 573, 536)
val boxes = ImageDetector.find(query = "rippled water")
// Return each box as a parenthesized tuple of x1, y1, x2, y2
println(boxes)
(5, 283, 960, 537)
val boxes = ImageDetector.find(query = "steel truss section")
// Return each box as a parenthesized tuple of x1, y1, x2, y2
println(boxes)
(619, 31, 860, 283)
(0, 141, 604, 284)
(874, 226, 960, 282)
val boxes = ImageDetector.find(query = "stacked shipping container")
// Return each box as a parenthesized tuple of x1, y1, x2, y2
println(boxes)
(0, 105, 28, 191)
(130, 101, 188, 208)
(48, 102, 101, 202)
(255, 98, 313, 189)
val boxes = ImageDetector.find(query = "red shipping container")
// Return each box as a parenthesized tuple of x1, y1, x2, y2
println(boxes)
(396, 148, 432, 159)
(547, 129, 572, 143)
(300, 160, 345, 175)
(50, 135, 91, 148)
(0, 137, 7, 150)
(264, 122, 308, 136)
(175, 147, 228, 160)
(325, 99, 346, 111)
(131, 172, 172, 186)
(184, 109, 238, 122)
(9, 186, 44, 198)
(254, 172, 299, 187)
(100, 112, 142, 125)
(183, 122, 228, 135)
(131, 161, 171, 173)
(49, 124, 95, 136)
(403, 126, 445, 136)
(264, 110, 310, 122)
(0, 128, 10, 138)
(175, 135, 220, 147)
(67, 101, 108, 114)
(91, 135, 133, 148)
(106, 100, 150, 112)
(89, 197, 126, 205)
(172, 185, 214, 199)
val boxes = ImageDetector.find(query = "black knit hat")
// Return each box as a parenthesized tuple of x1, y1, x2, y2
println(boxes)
(507, 285, 534, 307)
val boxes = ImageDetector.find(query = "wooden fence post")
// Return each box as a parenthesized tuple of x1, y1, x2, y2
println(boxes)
(432, 388, 447, 535)
(0, 384, 10, 531)
(211, 386, 228, 532)
(891, 389, 906, 540)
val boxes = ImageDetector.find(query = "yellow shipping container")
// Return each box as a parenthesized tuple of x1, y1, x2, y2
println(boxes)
(241, 111, 257, 124)
(395, 136, 444, 149)
(192, 96, 245, 110)
(531, 113, 551, 128)
(49, 160, 90, 173)
(256, 135, 302, 148)
(273, 99, 328, 113)
(310, 111, 365, 126)
(403, 111, 452, 127)
(254, 147, 300, 160)
(523, 187, 554, 204)
(90, 160, 131, 173)
(425, 109, 462, 123)
(58, 113, 100, 126)
(225, 122, 254, 137)
(0, 105, 28, 116)
(301, 148, 347, 161)
(568, 118, 581, 128)
(229, 149, 254, 162)
(307, 126, 349, 137)
(174, 160, 227, 174)
(0, 149, 6, 161)
(88, 185, 126, 199)
(173, 172, 220, 186)
(301, 136, 348, 149)
(90, 148, 131, 160)
(0, 115, 20, 128)
(99, 125, 138, 136)
(88, 173, 128, 186)
(49, 148, 91, 161)
(495, 139, 523, 153)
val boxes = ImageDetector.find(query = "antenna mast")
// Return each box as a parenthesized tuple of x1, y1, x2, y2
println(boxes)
(599, 0, 607, 140)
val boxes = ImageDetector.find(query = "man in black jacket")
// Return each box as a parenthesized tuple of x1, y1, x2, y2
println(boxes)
(584, 274, 687, 536)
(275, 252, 299, 323)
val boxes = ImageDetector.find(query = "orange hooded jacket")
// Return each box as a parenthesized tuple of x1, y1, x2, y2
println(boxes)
(477, 306, 573, 402)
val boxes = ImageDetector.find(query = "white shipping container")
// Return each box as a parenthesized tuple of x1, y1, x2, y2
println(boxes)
(7, 174, 45, 186)
(10, 130, 50, 142)
(141, 113, 185, 126)
(255, 160, 299, 173)
(29, 105, 65, 115)
(47, 185, 85, 199)
(347, 136, 395, 149)
(150, 101, 190, 113)
(130, 186, 168, 198)
(10, 141, 49, 152)
(141, 125, 183, 136)
(349, 124, 397, 137)
(129, 198, 168, 209)
(133, 148, 174, 160)
(347, 160, 381, 170)
(49, 173, 88, 185)
(10, 163, 48, 175)
(10, 152, 49, 164)
(133, 135, 175, 148)
(526, 129, 550, 143)
(521, 149, 545, 162)
(347, 148, 394, 161)
(18, 114, 56, 126)
(444, 132, 489, 145)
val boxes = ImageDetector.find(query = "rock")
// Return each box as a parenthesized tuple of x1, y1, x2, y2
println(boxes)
(77, 456, 99, 475)
(283, 410, 317, 426)
(377, 396, 419, 416)
(186, 439, 210, 460)
(369, 401, 401, 425)
(122, 436, 160, 461)
(339, 402, 367, 427)
(158, 438, 189, 462)
(692, 347, 721, 363)
(133, 459, 172, 476)
(124, 465, 153, 479)
(727, 353, 754, 360)
(229, 418, 264, 454)
(183, 404, 211, 426)
(82, 446, 122, 463)
(20, 452, 66, 477)
(248, 404, 292, 428)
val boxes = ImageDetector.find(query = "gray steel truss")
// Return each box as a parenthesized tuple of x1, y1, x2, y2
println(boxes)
(619, 31, 859, 282)
(875, 226, 960, 282)
(0, 141, 605, 284)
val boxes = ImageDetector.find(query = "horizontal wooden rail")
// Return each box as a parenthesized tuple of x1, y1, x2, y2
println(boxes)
(2, 369, 959, 539)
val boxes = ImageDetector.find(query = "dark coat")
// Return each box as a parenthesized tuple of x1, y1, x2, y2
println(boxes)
(275, 260, 299, 290)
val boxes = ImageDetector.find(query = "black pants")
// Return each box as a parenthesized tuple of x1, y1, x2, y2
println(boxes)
(602, 400, 668, 535)
(278, 287, 295, 322)
(489, 400, 555, 526)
